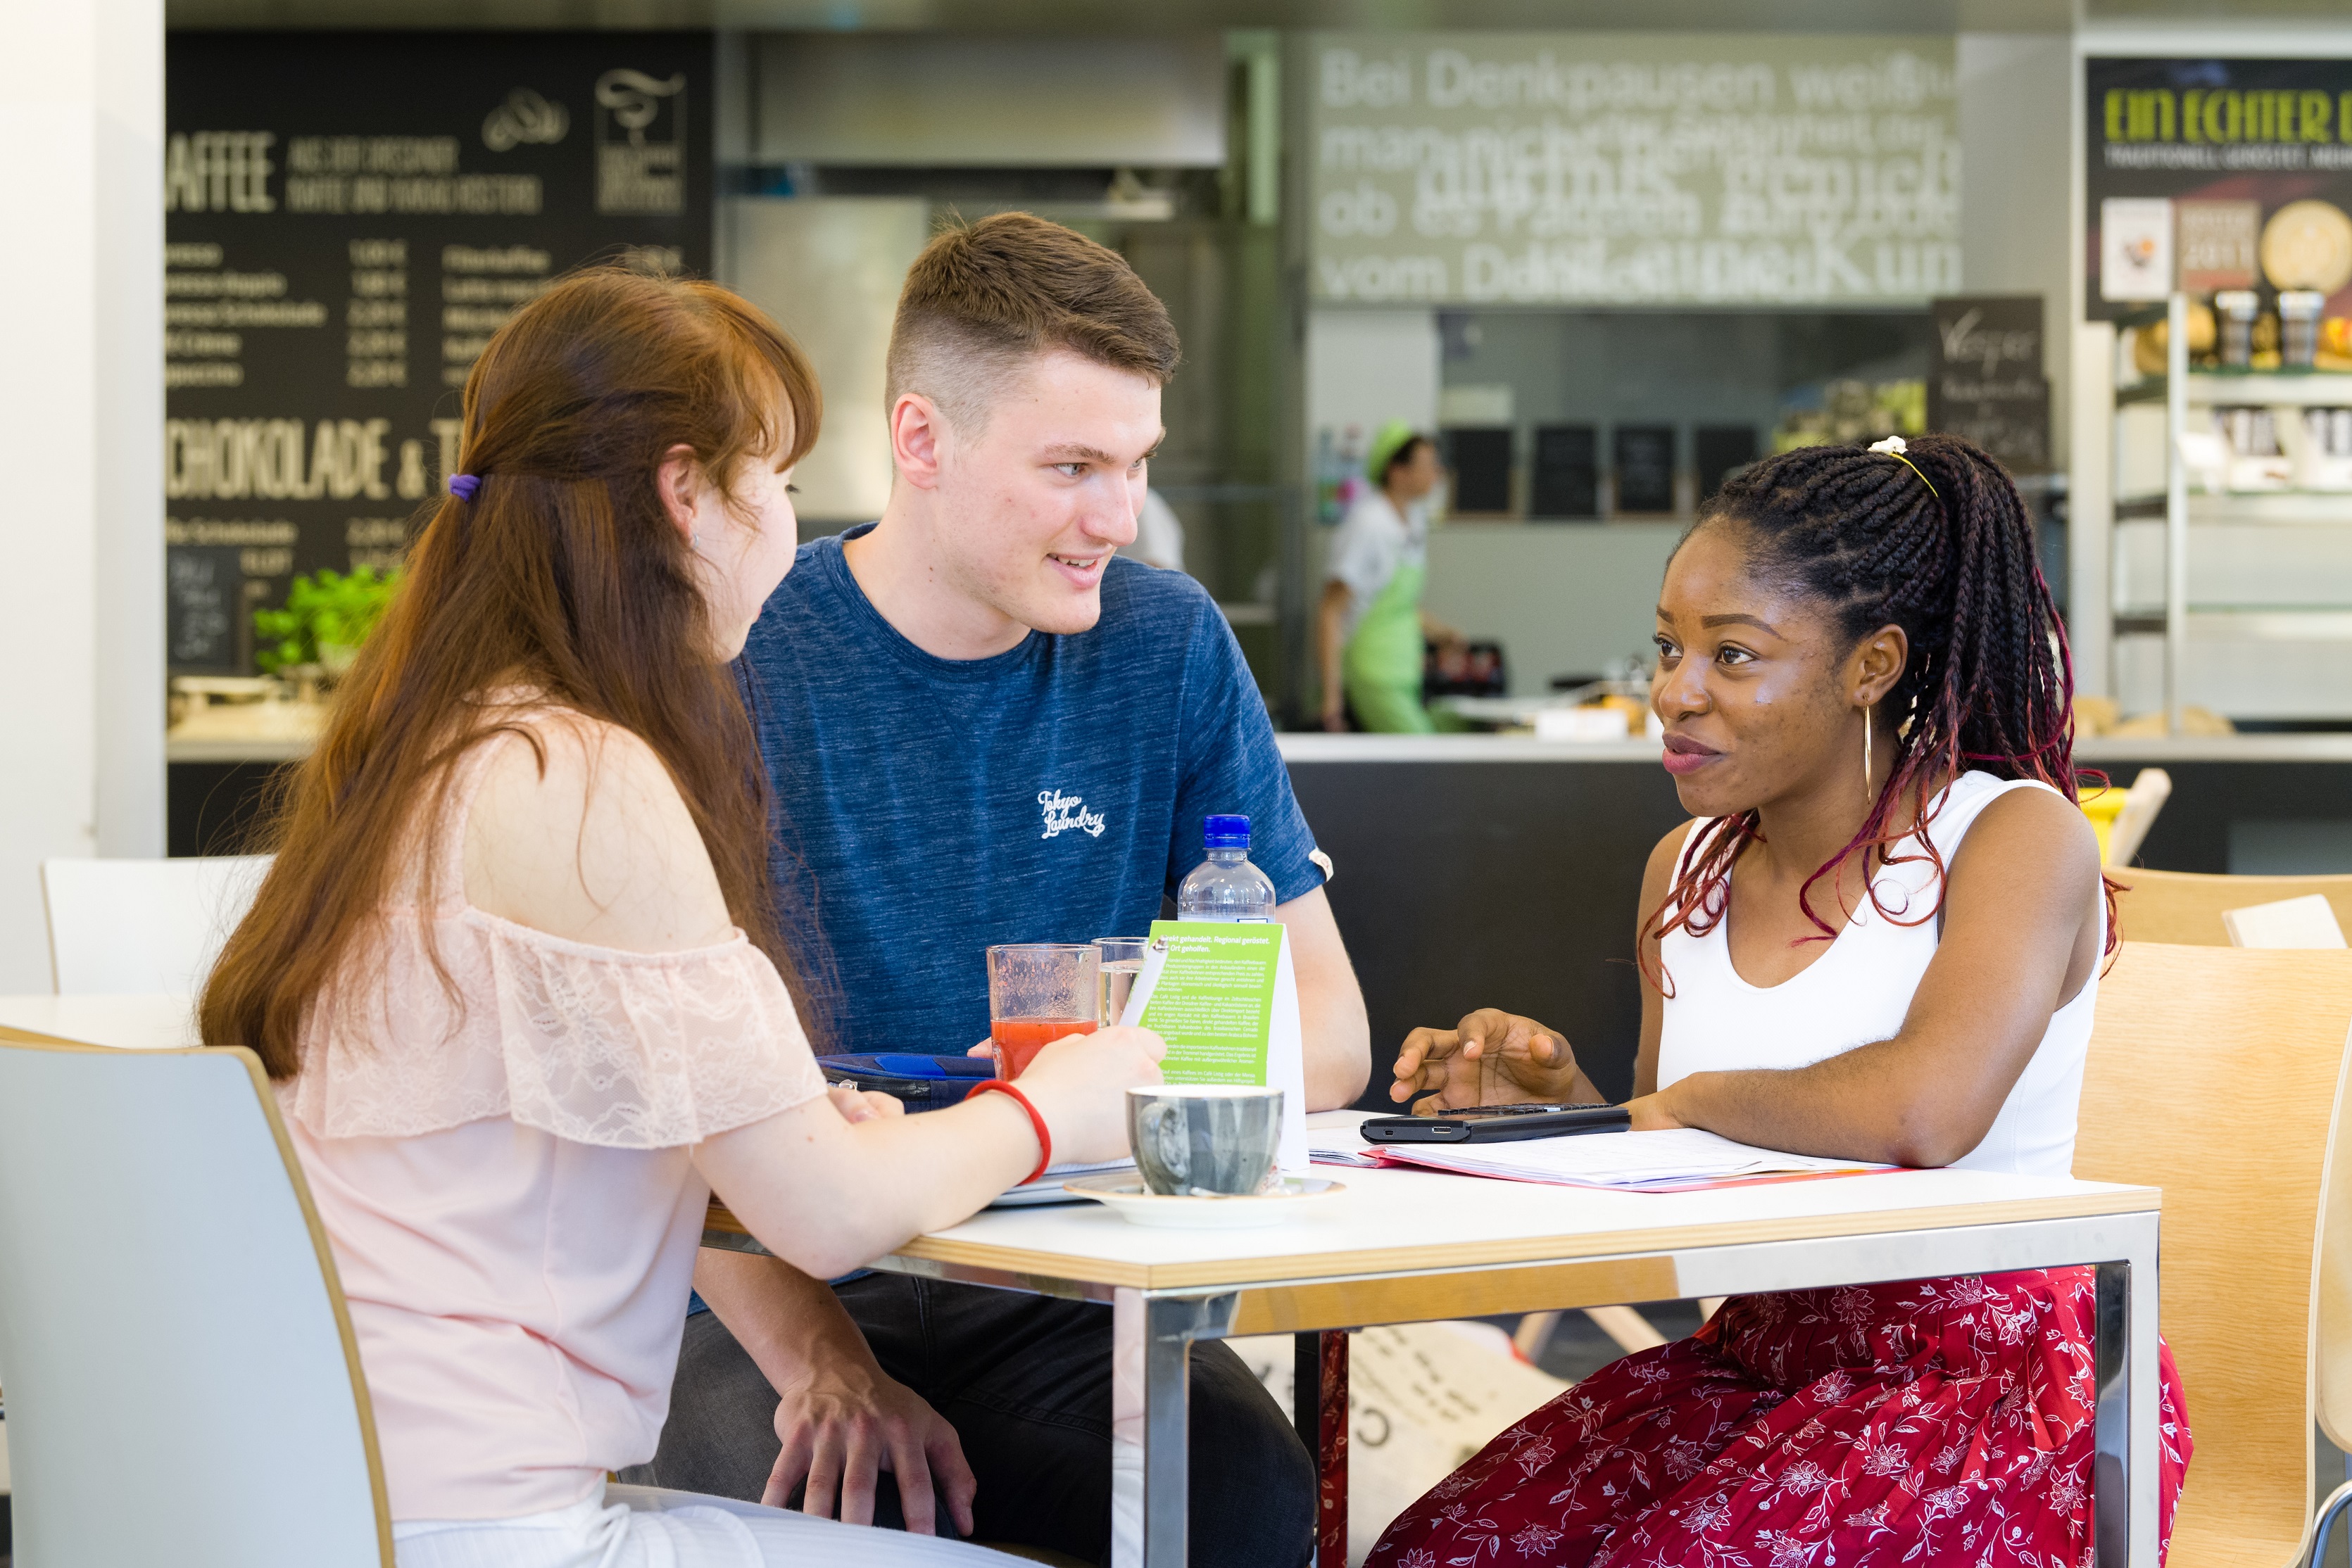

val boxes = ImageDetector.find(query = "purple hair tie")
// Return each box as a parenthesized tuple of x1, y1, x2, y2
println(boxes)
(448, 474, 482, 501)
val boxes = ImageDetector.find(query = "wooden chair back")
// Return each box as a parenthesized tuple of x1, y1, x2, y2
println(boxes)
(2110, 866, 2352, 949)
(0, 1033, 389, 1565)
(39, 854, 271, 993)
(2073, 942, 2352, 1567)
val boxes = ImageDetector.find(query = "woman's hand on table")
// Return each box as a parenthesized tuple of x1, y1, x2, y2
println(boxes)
(1390, 1009, 1593, 1113)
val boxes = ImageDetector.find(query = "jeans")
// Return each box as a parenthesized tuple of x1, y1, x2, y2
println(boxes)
(631, 1274, 1315, 1567)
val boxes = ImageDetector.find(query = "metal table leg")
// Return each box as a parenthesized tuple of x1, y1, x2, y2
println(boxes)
(1112, 1289, 1237, 1568)
(2093, 1260, 2132, 1568)
(2093, 1228, 2163, 1568)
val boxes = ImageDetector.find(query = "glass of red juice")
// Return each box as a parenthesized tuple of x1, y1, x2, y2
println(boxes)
(986, 944, 1101, 1079)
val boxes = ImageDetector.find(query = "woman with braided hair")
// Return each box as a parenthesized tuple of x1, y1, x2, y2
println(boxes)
(1372, 434, 2191, 1566)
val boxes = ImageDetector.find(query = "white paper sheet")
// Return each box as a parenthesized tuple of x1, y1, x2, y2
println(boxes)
(1366, 1127, 1886, 1190)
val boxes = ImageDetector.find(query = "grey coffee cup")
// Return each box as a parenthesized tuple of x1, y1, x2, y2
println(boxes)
(1126, 1085, 1284, 1196)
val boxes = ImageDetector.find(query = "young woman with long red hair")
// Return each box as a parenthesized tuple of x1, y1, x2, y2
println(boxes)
(1375, 435, 2190, 1566)
(201, 267, 1158, 1567)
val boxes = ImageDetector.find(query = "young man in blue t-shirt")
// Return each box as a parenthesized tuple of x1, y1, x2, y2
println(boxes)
(643, 215, 1371, 1566)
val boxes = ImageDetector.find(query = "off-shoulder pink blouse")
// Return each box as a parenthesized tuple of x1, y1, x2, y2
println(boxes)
(280, 711, 828, 1521)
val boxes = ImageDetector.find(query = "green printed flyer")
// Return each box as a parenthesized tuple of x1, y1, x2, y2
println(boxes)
(1137, 922, 1281, 1083)
(1122, 920, 1309, 1170)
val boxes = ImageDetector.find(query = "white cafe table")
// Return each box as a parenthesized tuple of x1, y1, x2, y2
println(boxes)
(706, 1122, 2166, 1568)
(0, 999, 2165, 1568)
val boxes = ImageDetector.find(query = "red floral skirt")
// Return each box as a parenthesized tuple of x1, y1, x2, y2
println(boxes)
(1370, 1269, 2191, 1568)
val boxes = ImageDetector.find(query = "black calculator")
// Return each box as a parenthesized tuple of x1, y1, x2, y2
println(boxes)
(1361, 1103, 1632, 1144)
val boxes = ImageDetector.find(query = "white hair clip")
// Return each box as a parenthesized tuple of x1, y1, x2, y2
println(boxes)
(1867, 434, 1938, 498)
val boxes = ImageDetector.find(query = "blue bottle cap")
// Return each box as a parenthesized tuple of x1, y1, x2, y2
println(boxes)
(1203, 814, 1251, 848)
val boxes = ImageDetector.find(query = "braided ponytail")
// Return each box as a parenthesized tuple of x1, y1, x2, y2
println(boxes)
(1646, 434, 2111, 981)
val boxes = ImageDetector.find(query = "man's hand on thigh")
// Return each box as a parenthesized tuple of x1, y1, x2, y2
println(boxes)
(766, 1358, 977, 1538)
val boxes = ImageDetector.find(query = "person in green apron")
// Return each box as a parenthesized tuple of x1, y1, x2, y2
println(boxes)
(1319, 422, 1462, 732)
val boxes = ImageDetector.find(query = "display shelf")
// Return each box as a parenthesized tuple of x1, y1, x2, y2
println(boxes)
(2103, 293, 2352, 731)
(2189, 608, 2352, 640)
(2114, 607, 2352, 640)
(2184, 372, 2352, 407)
(2118, 373, 2352, 408)
(2111, 492, 2352, 525)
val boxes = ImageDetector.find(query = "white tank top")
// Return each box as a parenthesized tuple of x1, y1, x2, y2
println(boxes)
(1656, 771, 2098, 1178)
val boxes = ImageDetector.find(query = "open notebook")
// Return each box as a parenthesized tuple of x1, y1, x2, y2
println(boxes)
(1309, 1113, 1886, 1193)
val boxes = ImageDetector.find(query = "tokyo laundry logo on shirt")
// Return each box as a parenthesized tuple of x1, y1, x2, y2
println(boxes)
(1038, 789, 1106, 840)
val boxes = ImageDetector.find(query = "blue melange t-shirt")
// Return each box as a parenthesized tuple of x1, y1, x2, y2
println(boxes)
(737, 524, 1323, 1057)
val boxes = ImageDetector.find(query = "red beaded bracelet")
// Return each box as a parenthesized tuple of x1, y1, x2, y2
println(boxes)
(970, 1079, 1052, 1186)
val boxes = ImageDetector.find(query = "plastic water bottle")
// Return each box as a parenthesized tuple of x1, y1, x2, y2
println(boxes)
(1178, 815, 1276, 922)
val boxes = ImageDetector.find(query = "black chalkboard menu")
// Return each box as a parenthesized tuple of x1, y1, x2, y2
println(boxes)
(1443, 427, 1515, 515)
(164, 31, 714, 673)
(1528, 425, 1597, 519)
(1694, 426, 1759, 504)
(1927, 295, 2050, 476)
(1611, 425, 1677, 515)
(167, 545, 245, 674)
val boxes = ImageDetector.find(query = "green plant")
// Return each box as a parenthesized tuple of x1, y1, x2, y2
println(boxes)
(253, 566, 401, 676)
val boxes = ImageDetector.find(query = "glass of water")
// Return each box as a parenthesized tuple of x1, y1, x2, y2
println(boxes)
(1092, 937, 1151, 1028)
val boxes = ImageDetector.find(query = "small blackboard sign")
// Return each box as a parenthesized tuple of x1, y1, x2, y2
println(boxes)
(1444, 426, 1515, 514)
(168, 545, 246, 674)
(1928, 295, 2049, 475)
(1529, 425, 1598, 518)
(1694, 426, 1759, 503)
(1613, 425, 1677, 514)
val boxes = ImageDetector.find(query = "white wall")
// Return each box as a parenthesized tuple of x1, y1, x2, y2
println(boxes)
(725, 197, 930, 526)
(1955, 31, 2087, 688)
(1305, 308, 1438, 450)
(1956, 33, 2075, 468)
(0, 0, 165, 992)
(1423, 524, 1683, 697)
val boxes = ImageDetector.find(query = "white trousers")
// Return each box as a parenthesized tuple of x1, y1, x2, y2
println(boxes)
(393, 1484, 1032, 1568)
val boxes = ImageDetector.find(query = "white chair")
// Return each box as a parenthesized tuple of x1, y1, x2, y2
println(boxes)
(38, 854, 271, 993)
(0, 1032, 389, 1565)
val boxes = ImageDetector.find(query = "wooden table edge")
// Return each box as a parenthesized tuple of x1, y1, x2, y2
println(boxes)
(708, 1185, 2159, 1292)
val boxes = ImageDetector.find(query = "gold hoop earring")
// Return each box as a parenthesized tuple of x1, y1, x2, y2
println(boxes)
(1861, 706, 1873, 794)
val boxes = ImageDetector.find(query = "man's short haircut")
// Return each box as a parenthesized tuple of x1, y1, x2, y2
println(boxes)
(886, 212, 1181, 431)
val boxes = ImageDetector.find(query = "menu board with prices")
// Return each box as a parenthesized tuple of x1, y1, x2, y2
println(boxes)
(163, 32, 713, 673)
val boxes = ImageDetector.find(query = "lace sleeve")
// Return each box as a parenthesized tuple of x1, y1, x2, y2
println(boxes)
(287, 911, 830, 1149)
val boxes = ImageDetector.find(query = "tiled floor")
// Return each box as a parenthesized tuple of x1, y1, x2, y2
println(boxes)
(1509, 1298, 1706, 1384)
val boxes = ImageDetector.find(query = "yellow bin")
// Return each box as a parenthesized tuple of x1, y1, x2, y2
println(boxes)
(2080, 788, 2127, 866)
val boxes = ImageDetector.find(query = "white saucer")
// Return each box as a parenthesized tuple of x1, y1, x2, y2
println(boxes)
(1062, 1172, 1344, 1229)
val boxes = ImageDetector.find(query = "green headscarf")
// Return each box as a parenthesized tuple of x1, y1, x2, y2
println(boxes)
(1364, 419, 1421, 487)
